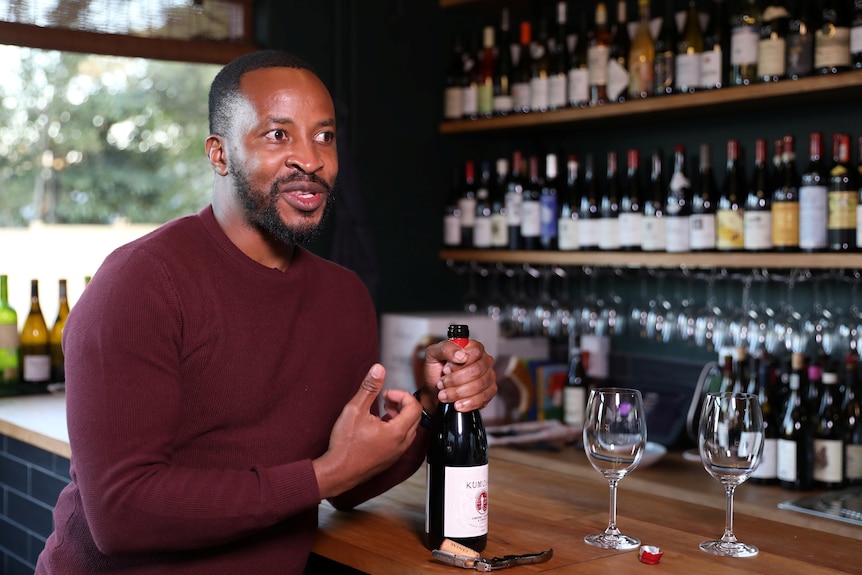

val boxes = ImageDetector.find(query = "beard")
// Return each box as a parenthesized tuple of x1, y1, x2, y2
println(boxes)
(231, 162, 336, 246)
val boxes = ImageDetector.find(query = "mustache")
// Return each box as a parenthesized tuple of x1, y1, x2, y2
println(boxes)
(271, 172, 334, 196)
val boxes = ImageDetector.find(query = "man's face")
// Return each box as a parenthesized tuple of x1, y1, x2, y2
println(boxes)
(227, 67, 338, 245)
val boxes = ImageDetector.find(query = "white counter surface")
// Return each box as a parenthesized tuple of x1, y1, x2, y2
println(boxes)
(0, 392, 70, 458)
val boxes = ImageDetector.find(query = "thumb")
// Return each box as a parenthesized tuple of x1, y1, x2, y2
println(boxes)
(350, 363, 386, 413)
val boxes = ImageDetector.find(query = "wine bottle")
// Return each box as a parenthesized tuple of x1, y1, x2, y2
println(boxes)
(813, 368, 846, 488)
(773, 134, 800, 251)
(563, 338, 590, 429)
(588, 2, 612, 105)
(665, 145, 692, 253)
(443, 167, 462, 248)
(730, 0, 762, 86)
(521, 155, 542, 250)
(578, 153, 600, 251)
(0, 275, 19, 386)
(530, 16, 552, 112)
(512, 21, 533, 113)
(758, 3, 790, 82)
(653, 0, 677, 96)
(490, 158, 509, 249)
(642, 150, 667, 252)
(599, 150, 621, 250)
(425, 324, 489, 552)
(50, 278, 70, 383)
(799, 131, 828, 253)
(786, 0, 817, 79)
(459, 160, 477, 249)
(701, 0, 729, 89)
(558, 154, 581, 251)
(540, 153, 560, 250)
(815, 0, 852, 74)
(568, 3, 591, 107)
(461, 32, 480, 120)
(444, 31, 466, 121)
(20, 279, 51, 387)
(608, 0, 631, 103)
(690, 143, 717, 252)
(505, 150, 525, 250)
(477, 26, 496, 118)
(473, 161, 493, 250)
(845, 354, 862, 485)
(750, 353, 780, 484)
(620, 149, 644, 251)
(716, 139, 745, 251)
(777, 352, 815, 490)
(549, 1, 570, 111)
(628, 0, 654, 99)
(857, 135, 862, 250)
(493, 8, 515, 116)
(827, 132, 857, 252)
(676, 0, 704, 93)
(853, 0, 862, 69)
(743, 138, 773, 252)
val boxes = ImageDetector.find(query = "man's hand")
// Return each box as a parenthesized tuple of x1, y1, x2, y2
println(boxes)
(418, 338, 496, 415)
(313, 363, 421, 500)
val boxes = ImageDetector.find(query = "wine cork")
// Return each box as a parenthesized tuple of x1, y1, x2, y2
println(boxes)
(439, 538, 480, 558)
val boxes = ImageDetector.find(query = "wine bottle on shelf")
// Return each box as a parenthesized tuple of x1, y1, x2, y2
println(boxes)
(786, 0, 817, 80)
(642, 150, 667, 252)
(473, 161, 493, 250)
(777, 352, 815, 490)
(588, 2, 612, 105)
(578, 153, 600, 251)
(563, 336, 590, 429)
(701, 0, 729, 89)
(653, 0, 677, 96)
(690, 143, 717, 252)
(799, 131, 828, 253)
(815, 0, 852, 74)
(21, 279, 51, 387)
(425, 324, 489, 552)
(599, 150, 622, 251)
(814, 368, 846, 489)
(493, 8, 515, 116)
(730, 0, 762, 86)
(477, 26, 496, 119)
(443, 167, 462, 249)
(853, 0, 862, 69)
(772, 136, 785, 189)
(512, 21, 533, 113)
(0, 275, 19, 386)
(608, 0, 631, 103)
(773, 134, 800, 251)
(845, 354, 862, 485)
(676, 0, 704, 94)
(558, 154, 581, 252)
(50, 278, 70, 383)
(461, 32, 480, 121)
(750, 353, 780, 485)
(505, 150, 526, 250)
(665, 145, 692, 253)
(568, 3, 591, 107)
(521, 155, 542, 251)
(620, 149, 644, 251)
(628, 0, 655, 99)
(530, 16, 552, 113)
(743, 138, 773, 252)
(540, 153, 560, 251)
(549, 1, 570, 111)
(716, 139, 745, 251)
(827, 132, 857, 252)
(490, 158, 509, 249)
(459, 160, 477, 249)
(443, 31, 465, 121)
(857, 135, 862, 250)
(758, 2, 790, 83)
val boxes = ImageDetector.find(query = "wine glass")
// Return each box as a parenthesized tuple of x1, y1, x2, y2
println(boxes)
(698, 392, 764, 558)
(583, 388, 647, 551)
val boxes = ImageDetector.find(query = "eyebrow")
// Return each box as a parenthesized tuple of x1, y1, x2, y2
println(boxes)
(267, 116, 336, 129)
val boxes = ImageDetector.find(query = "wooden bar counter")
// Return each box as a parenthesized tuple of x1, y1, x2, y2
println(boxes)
(315, 446, 862, 574)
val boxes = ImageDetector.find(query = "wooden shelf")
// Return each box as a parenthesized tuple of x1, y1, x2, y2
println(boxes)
(439, 73, 862, 134)
(440, 249, 862, 269)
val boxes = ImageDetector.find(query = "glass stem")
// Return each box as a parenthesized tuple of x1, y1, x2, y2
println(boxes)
(605, 479, 621, 535)
(721, 484, 738, 543)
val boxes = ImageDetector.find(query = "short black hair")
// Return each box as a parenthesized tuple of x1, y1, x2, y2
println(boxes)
(208, 50, 317, 136)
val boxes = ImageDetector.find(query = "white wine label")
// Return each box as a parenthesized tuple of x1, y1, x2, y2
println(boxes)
(813, 439, 844, 484)
(846, 444, 862, 481)
(777, 438, 797, 482)
(443, 464, 489, 538)
(751, 437, 778, 479)
(23, 354, 50, 382)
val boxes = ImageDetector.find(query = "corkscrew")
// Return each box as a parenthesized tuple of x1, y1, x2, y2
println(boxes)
(431, 539, 553, 571)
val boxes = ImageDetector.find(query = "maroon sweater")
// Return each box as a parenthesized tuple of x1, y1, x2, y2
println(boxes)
(36, 206, 428, 574)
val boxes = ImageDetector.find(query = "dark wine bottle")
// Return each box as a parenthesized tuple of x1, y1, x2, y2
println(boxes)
(493, 8, 515, 116)
(730, 0, 762, 86)
(799, 131, 828, 253)
(777, 352, 816, 490)
(701, 0, 729, 89)
(563, 338, 590, 428)
(608, 0, 631, 102)
(827, 132, 857, 252)
(845, 353, 862, 485)
(758, 3, 790, 82)
(813, 368, 846, 488)
(599, 150, 621, 250)
(490, 158, 510, 249)
(444, 31, 466, 121)
(459, 160, 477, 249)
(743, 138, 773, 252)
(853, 0, 862, 69)
(425, 324, 489, 552)
(588, 2, 613, 105)
(521, 155, 542, 250)
(578, 154, 600, 251)
(540, 153, 560, 250)
(473, 161, 493, 250)
(505, 150, 525, 250)
(716, 139, 745, 251)
(50, 278, 69, 383)
(642, 150, 667, 252)
(558, 154, 581, 251)
(568, 3, 591, 107)
(665, 145, 692, 253)
(750, 353, 780, 484)
(549, 1, 570, 111)
(786, 0, 817, 79)
(653, 0, 677, 96)
(815, 0, 852, 74)
(772, 134, 800, 251)
(620, 149, 644, 251)
(690, 143, 717, 251)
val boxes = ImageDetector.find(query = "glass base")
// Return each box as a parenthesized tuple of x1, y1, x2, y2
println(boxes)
(699, 539, 759, 557)
(584, 532, 640, 550)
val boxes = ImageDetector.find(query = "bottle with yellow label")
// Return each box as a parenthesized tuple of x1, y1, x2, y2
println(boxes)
(50, 279, 70, 383)
(717, 139, 745, 251)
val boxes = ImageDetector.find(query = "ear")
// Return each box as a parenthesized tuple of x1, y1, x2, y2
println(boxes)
(205, 134, 229, 177)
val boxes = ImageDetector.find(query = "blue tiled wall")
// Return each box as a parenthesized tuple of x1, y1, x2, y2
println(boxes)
(0, 434, 70, 575)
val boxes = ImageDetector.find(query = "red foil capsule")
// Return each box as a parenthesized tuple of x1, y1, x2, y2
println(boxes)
(638, 545, 663, 565)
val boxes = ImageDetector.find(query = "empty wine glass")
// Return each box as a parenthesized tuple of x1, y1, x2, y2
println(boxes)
(698, 392, 764, 558)
(583, 388, 647, 551)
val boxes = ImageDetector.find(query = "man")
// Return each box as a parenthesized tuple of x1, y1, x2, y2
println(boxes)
(35, 50, 496, 574)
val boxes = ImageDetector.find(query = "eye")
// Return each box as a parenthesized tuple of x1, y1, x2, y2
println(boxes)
(315, 129, 335, 144)
(267, 129, 288, 141)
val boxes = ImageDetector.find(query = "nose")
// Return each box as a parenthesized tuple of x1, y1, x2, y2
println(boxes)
(286, 138, 324, 175)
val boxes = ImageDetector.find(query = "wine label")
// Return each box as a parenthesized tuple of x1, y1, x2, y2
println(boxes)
(827, 191, 858, 231)
(815, 27, 851, 69)
(598, 218, 620, 250)
(776, 438, 797, 483)
(558, 217, 579, 251)
(743, 211, 773, 250)
(567, 67, 589, 105)
(641, 215, 666, 251)
(578, 218, 599, 249)
(758, 38, 787, 77)
(23, 354, 50, 383)
(563, 386, 586, 427)
(665, 216, 690, 253)
(690, 214, 716, 250)
(813, 438, 844, 484)
(490, 214, 508, 248)
(443, 464, 489, 538)
(772, 202, 800, 248)
(619, 212, 643, 248)
(716, 209, 744, 250)
(847, 444, 862, 481)
(799, 185, 827, 249)
(674, 53, 700, 92)
(459, 198, 477, 228)
(505, 191, 522, 226)
(751, 437, 778, 480)
(473, 217, 492, 249)
(731, 26, 759, 66)
(700, 50, 723, 88)
(530, 76, 550, 112)
(520, 201, 541, 238)
(444, 87, 463, 120)
(444, 214, 461, 247)
(548, 73, 567, 109)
